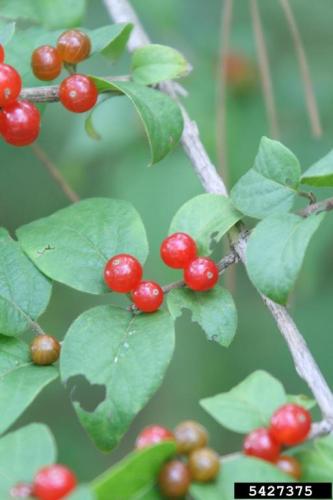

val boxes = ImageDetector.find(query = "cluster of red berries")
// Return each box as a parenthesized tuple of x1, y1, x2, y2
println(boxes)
(103, 233, 220, 313)
(10, 464, 76, 499)
(135, 421, 220, 498)
(32, 30, 98, 113)
(243, 403, 312, 480)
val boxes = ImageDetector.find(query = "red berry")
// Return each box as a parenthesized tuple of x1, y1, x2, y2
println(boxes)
(131, 280, 164, 313)
(31, 45, 62, 81)
(59, 74, 98, 113)
(33, 464, 76, 500)
(243, 428, 280, 463)
(276, 455, 302, 480)
(0, 100, 40, 146)
(136, 425, 175, 449)
(158, 460, 191, 498)
(10, 482, 33, 497)
(184, 257, 219, 291)
(0, 64, 22, 107)
(104, 254, 142, 293)
(57, 30, 91, 64)
(160, 232, 197, 269)
(269, 404, 311, 446)
(0, 45, 5, 63)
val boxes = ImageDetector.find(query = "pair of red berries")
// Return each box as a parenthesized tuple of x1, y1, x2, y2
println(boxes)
(0, 45, 40, 146)
(243, 403, 312, 479)
(135, 421, 219, 498)
(32, 30, 98, 113)
(10, 464, 76, 500)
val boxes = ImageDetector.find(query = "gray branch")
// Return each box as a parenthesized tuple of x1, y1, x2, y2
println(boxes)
(103, 0, 333, 429)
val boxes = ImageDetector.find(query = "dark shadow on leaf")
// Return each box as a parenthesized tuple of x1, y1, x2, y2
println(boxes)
(66, 375, 106, 413)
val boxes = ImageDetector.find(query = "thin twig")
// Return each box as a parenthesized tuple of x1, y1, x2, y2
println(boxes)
(103, 0, 333, 425)
(31, 143, 80, 203)
(250, 0, 280, 138)
(279, 0, 322, 137)
(299, 196, 333, 217)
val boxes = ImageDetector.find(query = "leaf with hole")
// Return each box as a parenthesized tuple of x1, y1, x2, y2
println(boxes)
(301, 149, 333, 187)
(0, 423, 56, 497)
(60, 305, 175, 451)
(17, 198, 148, 295)
(92, 78, 184, 165)
(169, 194, 241, 255)
(0, 228, 52, 336)
(200, 371, 286, 433)
(132, 44, 190, 85)
(92, 442, 176, 499)
(246, 213, 325, 304)
(231, 137, 301, 219)
(0, 335, 58, 435)
(167, 285, 237, 347)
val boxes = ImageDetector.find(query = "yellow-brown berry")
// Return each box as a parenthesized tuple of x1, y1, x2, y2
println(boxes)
(174, 420, 208, 454)
(30, 335, 61, 366)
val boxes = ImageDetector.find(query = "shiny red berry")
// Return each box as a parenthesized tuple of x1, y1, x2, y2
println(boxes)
(10, 482, 33, 497)
(104, 254, 142, 293)
(33, 464, 76, 500)
(0, 100, 40, 146)
(31, 45, 62, 81)
(0, 64, 22, 107)
(57, 30, 91, 64)
(243, 428, 280, 463)
(0, 45, 5, 63)
(269, 404, 311, 446)
(59, 74, 98, 113)
(276, 455, 302, 480)
(136, 425, 175, 449)
(158, 460, 191, 498)
(131, 281, 164, 313)
(184, 257, 219, 291)
(160, 232, 197, 269)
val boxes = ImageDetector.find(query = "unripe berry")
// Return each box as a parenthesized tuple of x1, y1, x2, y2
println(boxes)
(174, 420, 208, 454)
(31, 45, 62, 81)
(0, 63, 22, 107)
(10, 482, 33, 497)
(135, 425, 175, 449)
(188, 447, 220, 482)
(30, 335, 61, 366)
(243, 428, 280, 463)
(0, 45, 5, 63)
(184, 257, 219, 291)
(224, 52, 256, 94)
(33, 465, 77, 500)
(131, 280, 164, 313)
(104, 254, 143, 293)
(0, 100, 40, 146)
(269, 404, 311, 446)
(160, 232, 197, 269)
(276, 455, 301, 480)
(57, 30, 91, 64)
(59, 74, 98, 113)
(158, 460, 191, 498)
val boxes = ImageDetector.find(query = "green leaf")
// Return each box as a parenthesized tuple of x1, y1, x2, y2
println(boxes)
(287, 394, 316, 410)
(293, 435, 333, 481)
(0, 423, 56, 497)
(0, 0, 87, 28)
(169, 194, 241, 255)
(89, 24, 133, 61)
(231, 137, 301, 219)
(0, 228, 52, 336)
(61, 306, 175, 451)
(0, 335, 58, 435)
(191, 456, 294, 500)
(92, 442, 176, 499)
(246, 213, 325, 304)
(0, 22, 15, 45)
(92, 78, 184, 165)
(17, 198, 148, 295)
(167, 285, 237, 347)
(68, 486, 96, 500)
(132, 44, 190, 85)
(200, 370, 286, 433)
(301, 149, 333, 187)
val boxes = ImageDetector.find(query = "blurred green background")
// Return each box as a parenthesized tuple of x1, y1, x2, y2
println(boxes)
(1, 0, 333, 482)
